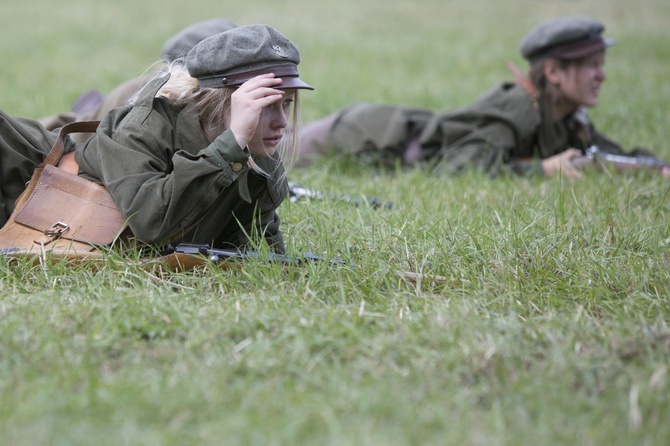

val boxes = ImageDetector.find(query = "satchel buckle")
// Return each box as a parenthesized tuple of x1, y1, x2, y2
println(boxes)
(44, 221, 70, 238)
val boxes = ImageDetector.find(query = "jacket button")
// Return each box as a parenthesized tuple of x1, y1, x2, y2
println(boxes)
(231, 162, 243, 172)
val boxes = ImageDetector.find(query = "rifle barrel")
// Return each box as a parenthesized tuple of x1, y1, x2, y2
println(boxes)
(572, 145, 669, 171)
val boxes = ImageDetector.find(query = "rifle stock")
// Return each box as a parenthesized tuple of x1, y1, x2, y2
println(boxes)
(154, 243, 344, 272)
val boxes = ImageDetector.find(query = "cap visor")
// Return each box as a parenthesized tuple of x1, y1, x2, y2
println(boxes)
(277, 77, 314, 90)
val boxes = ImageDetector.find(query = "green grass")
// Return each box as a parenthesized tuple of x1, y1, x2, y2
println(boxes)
(2, 0, 670, 445)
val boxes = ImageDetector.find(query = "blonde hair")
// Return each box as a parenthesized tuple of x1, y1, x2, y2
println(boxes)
(150, 62, 300, 178)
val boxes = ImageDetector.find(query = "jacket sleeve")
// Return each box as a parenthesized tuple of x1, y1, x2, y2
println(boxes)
(429, 119, 516, 176)
(0, 110, 61, 158)
(76, 105, 252, 244)
(421, 84, 543, 177)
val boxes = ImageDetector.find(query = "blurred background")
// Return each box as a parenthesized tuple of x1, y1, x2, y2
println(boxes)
(2, 0, 669, 154)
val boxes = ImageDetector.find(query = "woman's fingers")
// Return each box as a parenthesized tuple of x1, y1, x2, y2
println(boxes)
(542, 148, 583, 179)
(229, 74, 284, 149)
(235, 74, 283, 97)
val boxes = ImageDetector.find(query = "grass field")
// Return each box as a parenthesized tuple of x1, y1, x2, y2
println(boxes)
(2, 0, 670, 445)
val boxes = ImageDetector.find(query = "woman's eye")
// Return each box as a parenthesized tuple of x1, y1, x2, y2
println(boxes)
(283, 98, 294, 108)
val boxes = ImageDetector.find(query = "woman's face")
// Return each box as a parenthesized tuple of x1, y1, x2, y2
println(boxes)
(554, 51, 607, 109)
(247, 89, 296, 157)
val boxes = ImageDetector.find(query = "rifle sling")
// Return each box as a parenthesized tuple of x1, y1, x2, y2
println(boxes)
(507, 62, 538, 110)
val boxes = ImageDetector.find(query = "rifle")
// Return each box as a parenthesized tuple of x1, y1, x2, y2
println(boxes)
(572, 145, 670, 173)
(2, 244, 448, 285)
(288, 182, 393, 210)
(154, 243, 344, 272)
(1, 242, 343, 272)
(155, 244, 450, 285)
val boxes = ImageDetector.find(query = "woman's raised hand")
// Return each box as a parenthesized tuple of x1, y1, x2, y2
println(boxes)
(229, 74, 284, 151)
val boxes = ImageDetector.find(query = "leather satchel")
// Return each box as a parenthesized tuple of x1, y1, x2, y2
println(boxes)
(0, 121, 128, 259)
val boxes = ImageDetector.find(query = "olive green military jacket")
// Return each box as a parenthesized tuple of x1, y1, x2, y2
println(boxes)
(0, 73, 288, 251)
(418, 82, 637, 176)
(327, 82, 645, 176)
(75, 72, 289, 251)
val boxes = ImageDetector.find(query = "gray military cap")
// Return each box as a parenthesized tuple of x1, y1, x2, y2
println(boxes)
(160, 18, 238, 62)
(185, 24, 313, 90)
(520, 16, 615, 64)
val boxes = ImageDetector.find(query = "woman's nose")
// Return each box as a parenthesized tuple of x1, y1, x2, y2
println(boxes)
(270, 106, 289, 128)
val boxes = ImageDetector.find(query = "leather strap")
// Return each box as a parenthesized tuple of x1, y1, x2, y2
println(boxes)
(507, 62, 538, 110)
(40, 120, 100, 168)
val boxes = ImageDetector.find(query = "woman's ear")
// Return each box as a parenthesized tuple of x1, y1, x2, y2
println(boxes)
(544, 59, 562, 86)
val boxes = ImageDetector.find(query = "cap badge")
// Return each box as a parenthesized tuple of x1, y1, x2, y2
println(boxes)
(272, 44, 289, 58)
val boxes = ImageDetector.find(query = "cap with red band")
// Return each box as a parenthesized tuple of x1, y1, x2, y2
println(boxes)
(520, 16, 615, 64)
